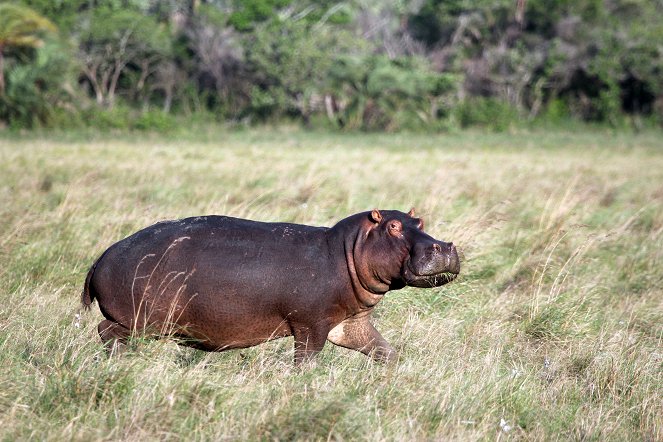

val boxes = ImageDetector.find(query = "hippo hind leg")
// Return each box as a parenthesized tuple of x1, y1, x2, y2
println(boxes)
(98, 320, 131, 356)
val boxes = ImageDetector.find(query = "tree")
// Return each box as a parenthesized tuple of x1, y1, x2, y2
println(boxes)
(328, 54, 456, 130)
(186, 16, 244, 111)
(0, 39, 74, 127)
(0, 3, 56, 96)
(77, 8, 172, 107)
(246, 19, 339, 123)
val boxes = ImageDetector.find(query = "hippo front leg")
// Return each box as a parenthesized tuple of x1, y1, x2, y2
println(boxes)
(327, 316, 397, 363)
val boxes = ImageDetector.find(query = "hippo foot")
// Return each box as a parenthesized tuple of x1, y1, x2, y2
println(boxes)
(327, 316, 397, 364)
(98, 319, 130, 356)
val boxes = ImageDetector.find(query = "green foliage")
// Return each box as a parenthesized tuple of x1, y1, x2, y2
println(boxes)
(0, 2, 58, 108)
(74, 7, 172, 108)
(407, 0, 662, 129)
(196, 3, 229, 28)
(542, 98, 572, 124)
(80, 105, 132, 130)
(454, 98, 519, 132)
(0, 39, 74, 128)
(329, 55, 457, 131)
(0, 0, 661, 130)
(17, 0, 89, 31)
(0, 2, 56, 48)
(79, 106, 178, 132)
(78, 8, 171, 57)
(228, 0, 293, 31)
(133, 109, 177, 132)
(245, 18, 358, 123)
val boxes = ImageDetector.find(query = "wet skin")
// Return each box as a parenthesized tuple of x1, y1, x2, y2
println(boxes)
(82, 209, 460, 365)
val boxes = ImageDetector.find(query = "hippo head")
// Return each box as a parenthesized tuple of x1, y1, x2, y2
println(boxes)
(352, 208, 460, 293)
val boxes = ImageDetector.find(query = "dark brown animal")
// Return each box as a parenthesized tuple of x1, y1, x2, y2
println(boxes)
(82, 209, 460, 364)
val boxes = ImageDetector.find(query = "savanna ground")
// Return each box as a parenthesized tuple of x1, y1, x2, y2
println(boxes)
(0, 128, 661, 441)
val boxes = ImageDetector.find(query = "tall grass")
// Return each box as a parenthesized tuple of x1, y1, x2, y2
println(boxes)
(0, 129, 661, 440)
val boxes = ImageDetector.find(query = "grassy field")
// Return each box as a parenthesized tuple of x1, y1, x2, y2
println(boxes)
(0, 128, 662, 440)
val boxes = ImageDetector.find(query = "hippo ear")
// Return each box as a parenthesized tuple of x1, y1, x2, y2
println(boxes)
(370, 209, 383, 223)
(408, 207, 416, 217)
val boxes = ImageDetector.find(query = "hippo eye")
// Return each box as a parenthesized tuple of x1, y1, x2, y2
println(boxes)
(388, 220, 403, 237)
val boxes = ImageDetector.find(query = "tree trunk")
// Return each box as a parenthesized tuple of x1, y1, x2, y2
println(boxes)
(163, 86, 173, 113)
(0, 48, 5, 97)
(83, 64, 104, 104)
(107, 61, 125, 108)
(324, 95, 336, 121)
(515, 0, 527, 28)
(136, 60, 149, 93)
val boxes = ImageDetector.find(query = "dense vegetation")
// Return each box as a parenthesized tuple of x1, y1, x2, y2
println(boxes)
(1, 130, 661, 439)
(1, 0, 661, 130)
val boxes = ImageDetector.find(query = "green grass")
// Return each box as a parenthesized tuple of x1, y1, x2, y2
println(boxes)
(1, 128, 662, 440)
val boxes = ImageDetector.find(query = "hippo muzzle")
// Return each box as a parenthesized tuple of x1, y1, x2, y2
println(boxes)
(403, 238, 460, 288)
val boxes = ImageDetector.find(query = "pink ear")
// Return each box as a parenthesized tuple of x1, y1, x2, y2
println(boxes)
(408, 207, 416, 217)
(370, 209, 383, 223)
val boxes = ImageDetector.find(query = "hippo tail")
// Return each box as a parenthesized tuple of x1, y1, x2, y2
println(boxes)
(81, 250, 107, 310)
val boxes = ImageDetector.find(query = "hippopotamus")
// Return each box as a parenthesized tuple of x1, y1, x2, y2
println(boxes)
(82, 209, 460, 364)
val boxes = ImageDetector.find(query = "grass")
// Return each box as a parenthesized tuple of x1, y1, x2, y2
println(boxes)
(0, 128, 661, 440)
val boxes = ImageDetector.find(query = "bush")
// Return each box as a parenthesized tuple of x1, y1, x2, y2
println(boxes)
(543, 98, 571, 124)
(133, 110, 177, 132)
(80, 106, 132, 130)
(454, 98, 520, 132)
(78, 107, 182, 132)
(328, 55, 458, 131)
(0, 39, 74, 128)
(3, 0, 661, 131)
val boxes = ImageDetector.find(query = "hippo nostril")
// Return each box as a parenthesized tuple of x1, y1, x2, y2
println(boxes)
(432, 243, 441, 252)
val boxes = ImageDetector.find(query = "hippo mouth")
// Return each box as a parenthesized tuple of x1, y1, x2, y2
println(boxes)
(402, 259, 459, 288)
